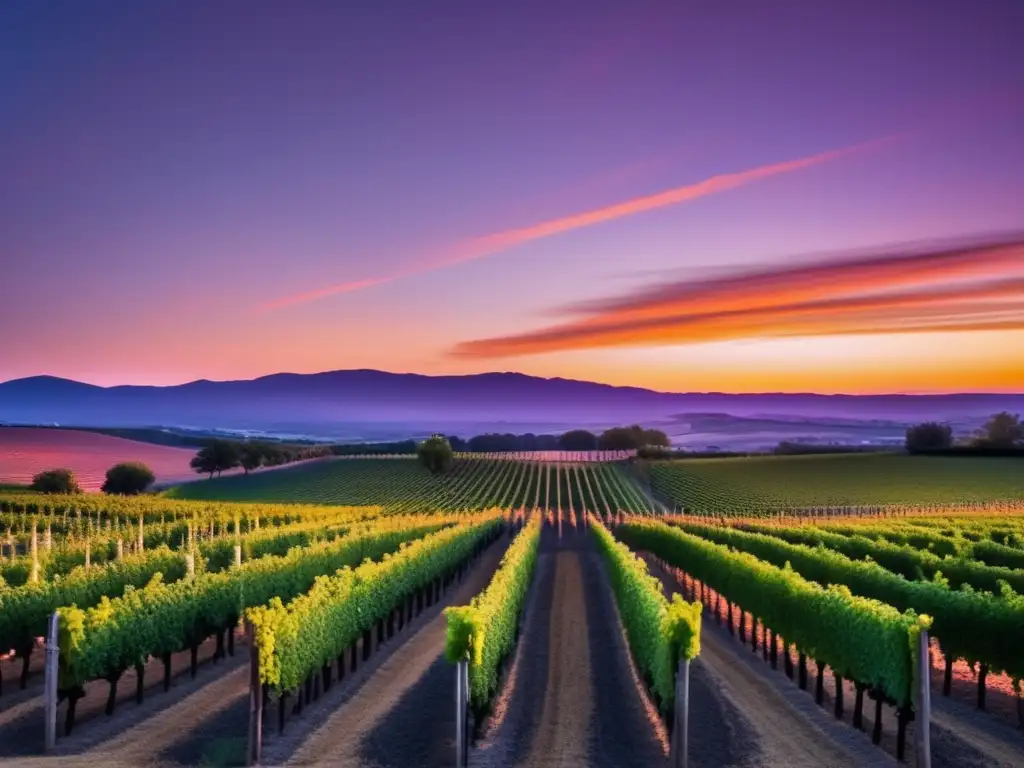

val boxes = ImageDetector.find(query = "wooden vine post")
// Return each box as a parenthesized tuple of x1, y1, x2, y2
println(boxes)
(43, 612, 59, 751)
(246, 620, 262, 766)
(915, 629, 932, 768)
(455, 659, 469, 768)
(30, 526, 39, 583)
(670, 656, 691, 768)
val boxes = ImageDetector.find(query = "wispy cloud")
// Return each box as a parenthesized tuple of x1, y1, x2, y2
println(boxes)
(450, 234, 1024, 358)
(259, 136, 895, 311)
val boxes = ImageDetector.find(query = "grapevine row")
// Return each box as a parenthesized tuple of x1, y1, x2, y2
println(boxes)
(591, 517, 700, 715)
(616, 518, 930, 708)
(670, 520, 1024, 682)
(249, 513, 505, 695)
(731, 521, 1024, 596)
(56, 518, 450, 697)
(444, 515, 541, 716)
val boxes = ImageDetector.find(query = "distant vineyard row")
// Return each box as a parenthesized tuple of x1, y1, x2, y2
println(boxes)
(168, 458, 661, 513)
(643, 453, 1024, 513)
(166, 453, 1024, 518)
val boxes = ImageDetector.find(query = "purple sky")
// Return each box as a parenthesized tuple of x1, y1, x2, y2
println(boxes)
(2, 1, 1023, 393)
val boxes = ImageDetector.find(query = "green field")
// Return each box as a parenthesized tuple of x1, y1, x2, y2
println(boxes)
(168, 454, 1024, 515)
(645, 453, 1024, 512)
(167, 457, 656, 513)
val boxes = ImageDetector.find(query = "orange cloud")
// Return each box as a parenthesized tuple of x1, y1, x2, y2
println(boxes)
(259, 136, 897, 311)
(451, 235, 1024, 358)
(560, 235, 1024, 322)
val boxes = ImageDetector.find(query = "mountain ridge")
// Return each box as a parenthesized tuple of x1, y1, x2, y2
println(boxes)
(2, 369, 1022, 439)
(4, 369, 1022, 398)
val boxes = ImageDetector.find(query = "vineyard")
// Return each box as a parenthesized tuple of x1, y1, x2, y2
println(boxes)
(0, 458, 1021, 768)
(644, 453, 1024, 514)
(167, 457, 662, 514)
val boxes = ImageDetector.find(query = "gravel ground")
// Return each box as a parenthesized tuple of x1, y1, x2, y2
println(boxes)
(931, 695, 1024, 767)
(687, 658, 762, 768)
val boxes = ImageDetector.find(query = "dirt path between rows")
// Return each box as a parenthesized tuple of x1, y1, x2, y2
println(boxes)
(931, 699, 1024, 768)
(2, 646, 248, 768)
(477, 527, 670, 768)
(522, 551, 592, 766)
(68, 664, 247, 767)
(265, 535, 510, 767)
(0, 629, 240, 763)
(697, 627, 871, 767)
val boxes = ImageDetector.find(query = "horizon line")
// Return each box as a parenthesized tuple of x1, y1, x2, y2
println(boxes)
(2, 368, 1023, 399)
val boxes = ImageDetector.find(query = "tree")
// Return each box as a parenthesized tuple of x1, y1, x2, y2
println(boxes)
(190, 439, 242, 478)
(190, 451, 218, 478)
(259, 443, 287, 466)
(102, 462, 155, 495)
(558, 429, 598, 451)
(418, 434, 454, 475)
(905, 422, 953, 453)
(240, 443, 264, 474)
(598, 424, 671, 451)
(467, 433, 520, 452)
(642, 428, 671, 448)
(598, 426, 641, 451)
(30, 468, 82, 494)
(975, 412, 1024, 448)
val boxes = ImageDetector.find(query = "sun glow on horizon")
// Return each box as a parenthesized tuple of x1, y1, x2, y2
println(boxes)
(507, 329, 1024, 396)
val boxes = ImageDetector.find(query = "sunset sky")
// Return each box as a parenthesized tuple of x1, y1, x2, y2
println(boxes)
(2, 1, 1023, 394)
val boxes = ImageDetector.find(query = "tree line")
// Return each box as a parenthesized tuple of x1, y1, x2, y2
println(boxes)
(413, 426, 671, 475)
(334, 425, 671, 456)
(189, 439, 332, 478)
(906, 412, 1024, 454)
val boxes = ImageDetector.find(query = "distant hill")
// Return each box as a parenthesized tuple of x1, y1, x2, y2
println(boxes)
(1, 370, 1022, 441)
